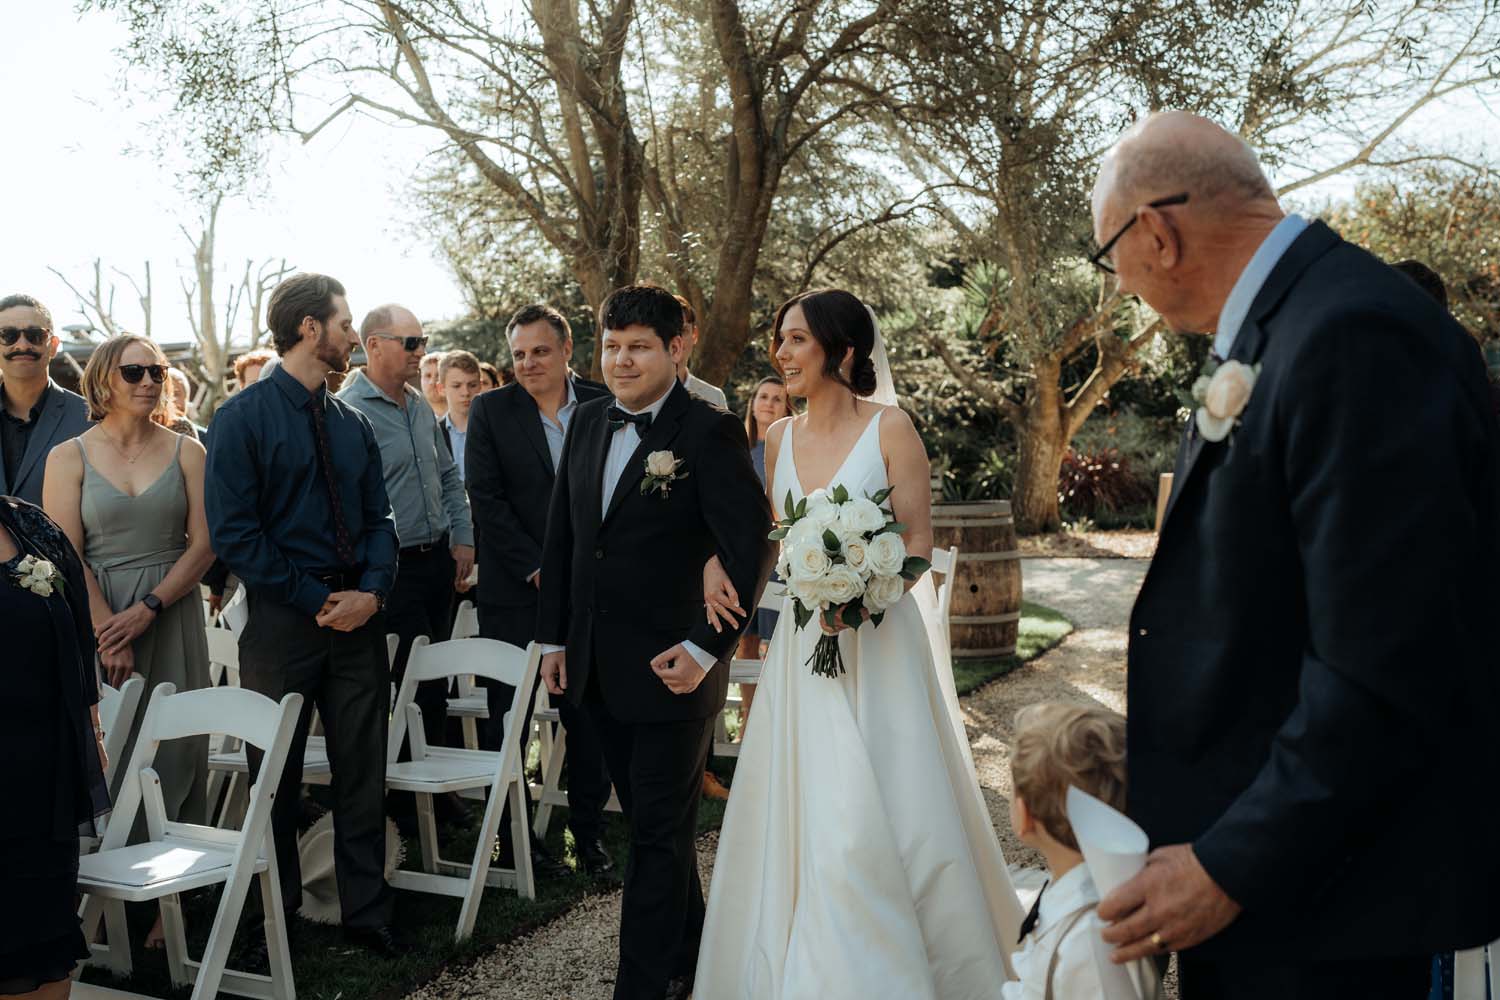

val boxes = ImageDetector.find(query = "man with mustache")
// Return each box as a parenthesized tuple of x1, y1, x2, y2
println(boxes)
(0, 294, 90, 505)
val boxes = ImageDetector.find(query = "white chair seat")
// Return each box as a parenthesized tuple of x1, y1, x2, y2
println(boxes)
(446, 694, 489, 718)
(386, 756, 498, 791)
(79, 840, 269, 902)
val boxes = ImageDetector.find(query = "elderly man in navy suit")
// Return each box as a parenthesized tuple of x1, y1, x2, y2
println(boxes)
(0, 294, 90, 504)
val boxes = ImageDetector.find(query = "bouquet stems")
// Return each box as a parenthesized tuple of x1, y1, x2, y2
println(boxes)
(806, 633, 845, 678)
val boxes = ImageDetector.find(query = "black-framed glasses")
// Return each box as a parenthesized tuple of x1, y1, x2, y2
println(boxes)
(0, 326, 50, 347)
(371, 333, 428, 352)
(1089, 192, 1190, 274)
(118, 364, 168, 384)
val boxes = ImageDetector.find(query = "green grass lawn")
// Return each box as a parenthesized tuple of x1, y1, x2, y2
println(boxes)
(80, 601, 1068, 1000)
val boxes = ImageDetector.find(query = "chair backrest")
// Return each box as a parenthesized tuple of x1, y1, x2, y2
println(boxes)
(390, 638, 540, 761)
(452, 600, 480, 640)
(930, 545, 960, 624)
(97, 676, 144, 786)
(205, 626, 240, 687)
(219, 587, 248, 634)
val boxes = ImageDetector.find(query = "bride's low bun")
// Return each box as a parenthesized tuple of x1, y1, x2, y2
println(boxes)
(770, 288, 876, 396)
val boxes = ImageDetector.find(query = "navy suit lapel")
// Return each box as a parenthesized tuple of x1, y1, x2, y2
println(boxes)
(601, 382, 689, 530)
(14, 388, 66, 492)
(1159, 222, 1342, 535)
(512, 386, 557, 477)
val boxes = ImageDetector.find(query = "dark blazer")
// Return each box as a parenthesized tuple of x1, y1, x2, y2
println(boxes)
(0, 380, 91, 505)
(466, 376, 608, 611)
(1129, 220, 1500, 961)
(536, 381, 774, 723)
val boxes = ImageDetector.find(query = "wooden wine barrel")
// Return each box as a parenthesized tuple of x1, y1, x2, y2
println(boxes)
(931, 500, 1022, 658)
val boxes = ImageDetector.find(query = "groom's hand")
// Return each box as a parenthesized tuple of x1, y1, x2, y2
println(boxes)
(651, 644, 706, 695)
(541, 651, 568, 696)
(1098, 844, 1242, 962)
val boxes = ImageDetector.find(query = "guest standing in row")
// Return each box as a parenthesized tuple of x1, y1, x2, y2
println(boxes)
(338, 306, 474, 754)
(478, 361, 502, 392)
(0, 294, 90, 506)
(206, 273, 404, 955)
(465, 303, 614, 877)
(233, 348, 276, 392)
(673, 295, 727, 408)
(438, 350, 482, 485)
(43, 334, 214, 948)
(420, 351, 447, 420)
(0, 496, 111, 999)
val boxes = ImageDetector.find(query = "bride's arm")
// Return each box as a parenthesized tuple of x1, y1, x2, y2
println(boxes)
(880, 407, 934, 590)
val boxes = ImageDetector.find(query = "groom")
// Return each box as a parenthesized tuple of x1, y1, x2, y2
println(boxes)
(536, 284, 773, 1000)
(1091, 112, 1500, 997)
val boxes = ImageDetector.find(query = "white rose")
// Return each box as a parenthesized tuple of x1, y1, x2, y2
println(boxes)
(837, 497, 886, 536)
(1203, 361, 1256, 421)
(1190, 374, 1213, 405)
(1195, 407, 1235, 443)
(775, 551, 791, 580)
(805, 488, 830, 508)
(864, 573, 905, 613)
(789, 574, 828, 608)
(787, 543, 832, 583)
(866, 531, 908, 576)
(841, 535, 870, 574)
(645, 450, 679, 478)
(804, 498, 841, 530)
(786, 517, 829, 552)
(821, 565, 863, 606)
(30, 580, 54, 597)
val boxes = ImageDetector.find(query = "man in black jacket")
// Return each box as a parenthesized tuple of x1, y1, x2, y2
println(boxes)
(1090, 111, 1500, 998)
(537, 285, 773, 1000)
(465, 304, 613, 877)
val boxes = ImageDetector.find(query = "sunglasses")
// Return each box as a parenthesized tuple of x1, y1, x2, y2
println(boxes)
(0, 326, 50, 347)
(1089, 192, 1190, 275)
(118, 364, 169, 384)
(371, 333, 429, 352)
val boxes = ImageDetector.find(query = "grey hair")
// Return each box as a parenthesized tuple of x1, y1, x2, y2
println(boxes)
(1104, 113, 1275, 211)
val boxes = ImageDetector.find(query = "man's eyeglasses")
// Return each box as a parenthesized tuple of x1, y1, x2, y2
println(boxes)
(371, 333, 429, 352)
(1089, 192, 1190, 275)
(118, 364, 169, 385)
(0, 326, 50, 347)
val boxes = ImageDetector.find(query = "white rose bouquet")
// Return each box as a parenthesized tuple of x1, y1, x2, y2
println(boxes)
(769, 484, 931, 678)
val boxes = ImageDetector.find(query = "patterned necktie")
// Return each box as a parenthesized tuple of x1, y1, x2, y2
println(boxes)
(309, 394, 356, 566)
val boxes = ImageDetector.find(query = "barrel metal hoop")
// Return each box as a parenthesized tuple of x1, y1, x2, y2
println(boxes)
(952, 646, 1018, 658)
(953, 551, 1021, 563)
(950, 612, 1022, 625)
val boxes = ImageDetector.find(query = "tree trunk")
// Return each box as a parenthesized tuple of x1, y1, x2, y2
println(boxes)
(1011, 358, 1067, 534)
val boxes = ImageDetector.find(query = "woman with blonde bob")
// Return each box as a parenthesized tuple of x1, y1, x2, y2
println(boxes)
(42, 334, 213, 949)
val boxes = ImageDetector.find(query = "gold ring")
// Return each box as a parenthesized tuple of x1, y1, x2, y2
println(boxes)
(1150, 931, 1167, 951)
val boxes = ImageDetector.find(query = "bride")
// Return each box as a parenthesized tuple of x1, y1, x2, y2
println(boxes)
(695, 289, 1023, 998)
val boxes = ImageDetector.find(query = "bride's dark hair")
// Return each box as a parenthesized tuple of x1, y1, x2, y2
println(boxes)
(770, 288, 877, 396)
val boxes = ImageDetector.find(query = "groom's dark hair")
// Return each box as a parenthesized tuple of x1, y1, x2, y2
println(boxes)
(599, 284, 684, 349)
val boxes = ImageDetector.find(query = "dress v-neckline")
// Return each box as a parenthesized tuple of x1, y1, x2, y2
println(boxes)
(790, 407, 883, 499)
(80, 437, 179, 500)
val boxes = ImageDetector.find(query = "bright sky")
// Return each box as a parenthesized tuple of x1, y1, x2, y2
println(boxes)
(4, 2, 1496, 347)
(3, 1, 467, 344)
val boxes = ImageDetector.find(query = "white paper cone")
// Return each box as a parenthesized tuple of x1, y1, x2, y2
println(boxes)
(1067, 785, 1148, 899)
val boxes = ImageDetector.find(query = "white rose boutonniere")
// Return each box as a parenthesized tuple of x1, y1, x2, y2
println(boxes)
(12, 555, 64, 598)
(1190, 359, 1260, 443)
(641, 450, 688, 498)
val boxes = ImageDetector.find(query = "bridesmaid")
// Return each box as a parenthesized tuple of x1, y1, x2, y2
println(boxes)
(736, 376, 794, 732)
(43, 334, 213, 946)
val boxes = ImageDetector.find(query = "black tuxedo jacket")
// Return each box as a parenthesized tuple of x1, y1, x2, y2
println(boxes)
(465, 376, 609, 611)
(1129, 220, 1500, 961)
(536, 380, 774, 724)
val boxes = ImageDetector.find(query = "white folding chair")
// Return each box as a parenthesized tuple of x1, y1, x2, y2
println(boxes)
(1454, 940, 1499, 1000)
(445, 601, 490, 748)
(929, 544, 960, 631)
(219, 587, 248, 635)
(712, 580, 787, 758)
(386, 636, 542, 939)
(77, 684, 303, 1000)
(98, 676, 145, 790)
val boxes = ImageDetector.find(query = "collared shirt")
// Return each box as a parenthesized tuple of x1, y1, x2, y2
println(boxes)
(338, 369, 473, 549)
(0, 382, 49, 487)
(682, 370, 727, 409)
(539, 377, 580, 471)
(1213, 213, 1309, 359)
(541, 384, 715, 672)
(442, 413, 469, 484)
(204, 365, 399, 617)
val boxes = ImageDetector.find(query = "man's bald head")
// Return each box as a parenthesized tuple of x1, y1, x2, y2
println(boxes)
(360, 303, 420, 342)
(1094, 111, 1275, 227)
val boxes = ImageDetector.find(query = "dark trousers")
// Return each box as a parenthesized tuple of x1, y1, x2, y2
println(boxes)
(387, 542, 455, 745)
(477, 603, 612, 846)
(1178, 953, 1432, 999)
(239, 592, 392, 929)
(586, 673, 714, 1000)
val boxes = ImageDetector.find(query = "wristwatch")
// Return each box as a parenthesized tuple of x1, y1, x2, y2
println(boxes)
(362, 589, 386, 613)
(142, 593, 164, 615)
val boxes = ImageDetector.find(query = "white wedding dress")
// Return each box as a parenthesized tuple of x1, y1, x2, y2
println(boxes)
(695, 407, 1024, 999)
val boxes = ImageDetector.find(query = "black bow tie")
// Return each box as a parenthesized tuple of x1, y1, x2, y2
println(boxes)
(606, 406, 652, 432)
(1017, 880, 1048, 943)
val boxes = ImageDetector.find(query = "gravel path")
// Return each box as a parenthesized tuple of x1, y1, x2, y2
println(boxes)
(406, 558, 1150, 1000)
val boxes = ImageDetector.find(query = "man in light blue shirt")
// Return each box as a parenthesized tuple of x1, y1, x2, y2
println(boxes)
(339, 304, 474, 758)
(437, 349, 482, 484)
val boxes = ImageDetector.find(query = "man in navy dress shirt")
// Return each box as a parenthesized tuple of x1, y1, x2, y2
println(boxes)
(205, 272, 405, 956)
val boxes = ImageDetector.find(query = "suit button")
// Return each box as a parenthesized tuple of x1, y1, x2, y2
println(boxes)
(595, 548, 604, 559)
(1137, 628, 1148, 637)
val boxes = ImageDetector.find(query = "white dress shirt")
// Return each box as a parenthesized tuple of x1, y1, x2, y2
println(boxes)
(542, 383, 717, 672)
(1212, 213, 1309, 359)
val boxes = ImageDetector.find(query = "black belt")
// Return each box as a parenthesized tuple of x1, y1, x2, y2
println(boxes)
(400, 534, 449, 558)
(310, 567, 365, 591)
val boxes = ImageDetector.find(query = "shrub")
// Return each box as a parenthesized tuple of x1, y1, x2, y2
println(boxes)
(1057, 446, 1153, 518)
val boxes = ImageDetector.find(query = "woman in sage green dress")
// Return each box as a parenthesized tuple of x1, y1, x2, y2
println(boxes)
(43, 333, 214, 948)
